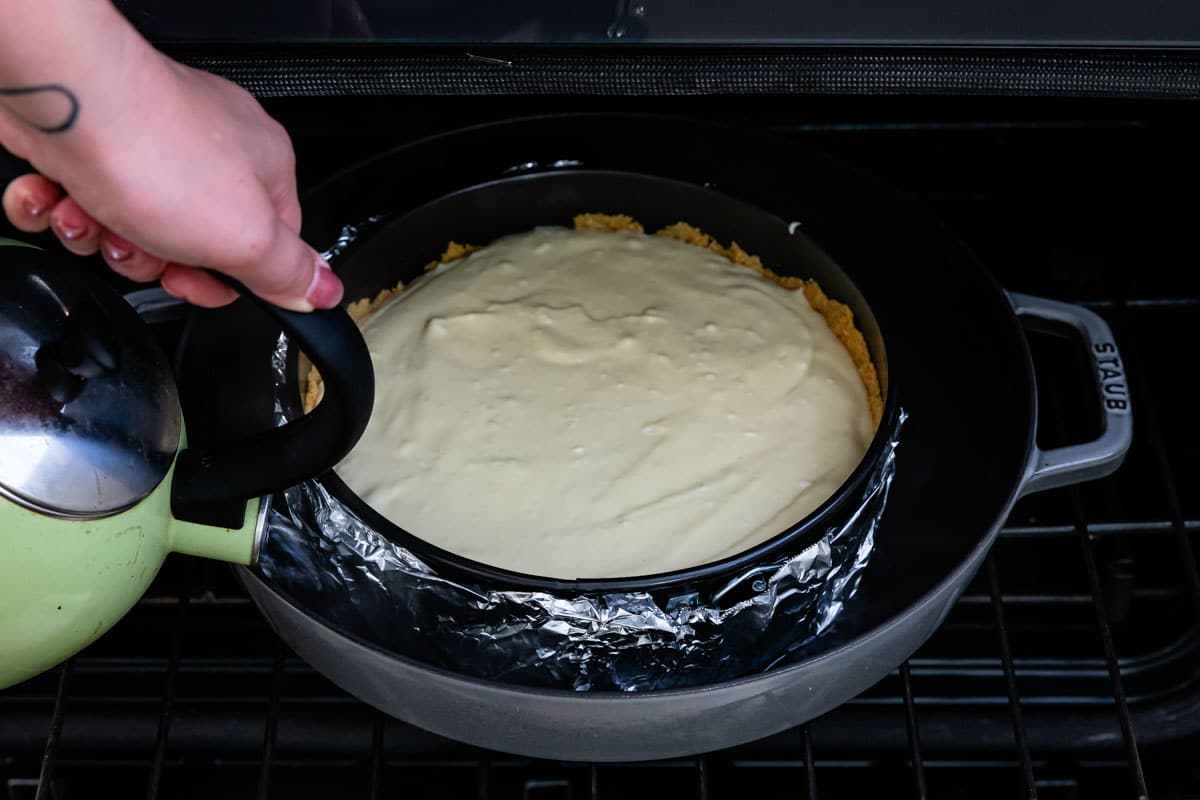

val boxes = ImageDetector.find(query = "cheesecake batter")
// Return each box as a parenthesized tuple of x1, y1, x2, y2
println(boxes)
(336, 227, 875, 579)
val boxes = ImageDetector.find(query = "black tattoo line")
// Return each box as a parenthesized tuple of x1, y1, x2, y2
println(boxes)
(0, 84, 80, 133)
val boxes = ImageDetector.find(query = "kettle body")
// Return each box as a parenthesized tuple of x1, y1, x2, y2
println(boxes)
(0, 459, 258, 688)
(0, 237, 372, 688)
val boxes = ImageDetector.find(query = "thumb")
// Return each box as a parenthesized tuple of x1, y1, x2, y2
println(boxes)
(219, 218, 343, 312)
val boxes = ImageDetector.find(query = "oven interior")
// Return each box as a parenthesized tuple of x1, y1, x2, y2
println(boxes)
(1, 95, 1198, 799)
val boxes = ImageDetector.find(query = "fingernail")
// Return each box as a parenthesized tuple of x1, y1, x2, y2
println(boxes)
(306, 257, 343, 309)
(24, 197, 45, 218)
(57, 220, 85, 240)
(104, 233, 133, 262)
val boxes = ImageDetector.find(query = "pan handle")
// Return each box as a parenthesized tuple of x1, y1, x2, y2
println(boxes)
(171, 276, 374, 526)
(1008, 292, 1132, 497)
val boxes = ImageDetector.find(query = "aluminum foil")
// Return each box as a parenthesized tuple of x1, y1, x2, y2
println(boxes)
(260, 336, 905, 691)
(253, 205, 909, 690)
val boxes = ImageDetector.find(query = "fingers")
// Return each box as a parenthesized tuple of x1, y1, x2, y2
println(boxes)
(4, 179, 103, 256)
(5, 170, 341, 313)
(2, 173, 61, 232)
(4, 176, 176, 291)
(223, 217, 342, 312)
(48, 196, 102, 255)
(99, 230, 169, 283)
(160, 264, 239, 308)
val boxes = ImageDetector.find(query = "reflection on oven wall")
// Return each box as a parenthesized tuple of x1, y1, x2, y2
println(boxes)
(113, 0, 1200, 44)
(114, 0, 635, 42)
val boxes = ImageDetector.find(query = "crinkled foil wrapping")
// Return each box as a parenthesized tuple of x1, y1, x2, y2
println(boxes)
(259, 333, 905, 693)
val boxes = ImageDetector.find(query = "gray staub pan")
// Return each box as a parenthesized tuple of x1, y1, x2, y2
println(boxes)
(179, 115, 1131, 760)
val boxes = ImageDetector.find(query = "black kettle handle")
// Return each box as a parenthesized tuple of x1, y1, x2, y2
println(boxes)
(171, 275, 375, 526)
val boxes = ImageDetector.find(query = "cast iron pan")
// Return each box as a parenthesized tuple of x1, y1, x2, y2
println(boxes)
(179, 114, 1130, 760)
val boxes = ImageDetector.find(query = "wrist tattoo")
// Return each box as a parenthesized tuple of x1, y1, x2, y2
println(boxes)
(0, 84, 80, 133)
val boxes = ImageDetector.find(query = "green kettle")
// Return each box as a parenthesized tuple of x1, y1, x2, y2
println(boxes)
(0, 237, 373, 688)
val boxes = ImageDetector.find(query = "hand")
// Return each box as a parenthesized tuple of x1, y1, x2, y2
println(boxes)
(0, 49, 342, 311)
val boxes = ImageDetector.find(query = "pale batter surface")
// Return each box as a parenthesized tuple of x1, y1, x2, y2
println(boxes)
(336, 227, 874, 579)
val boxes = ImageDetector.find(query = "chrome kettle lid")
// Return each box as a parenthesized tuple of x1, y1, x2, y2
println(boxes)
(0, 238, 181, 518)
